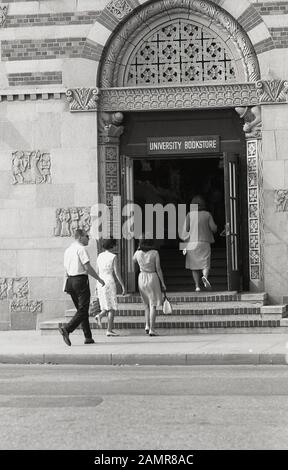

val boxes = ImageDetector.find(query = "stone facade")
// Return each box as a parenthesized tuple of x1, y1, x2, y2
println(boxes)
(0, 0, 288, 329)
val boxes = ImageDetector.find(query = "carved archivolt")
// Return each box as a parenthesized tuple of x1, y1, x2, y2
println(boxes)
(99, 0, 260, 88)
(54, 207, 91, 237)
(12, 151, 51, 185)
(0, 277, 42, 313)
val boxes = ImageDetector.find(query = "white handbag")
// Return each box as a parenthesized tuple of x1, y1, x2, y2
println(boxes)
(162, 293, 173, 314)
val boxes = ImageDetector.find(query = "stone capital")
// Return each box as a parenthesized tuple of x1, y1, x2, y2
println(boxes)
(66, 88, 100, 112)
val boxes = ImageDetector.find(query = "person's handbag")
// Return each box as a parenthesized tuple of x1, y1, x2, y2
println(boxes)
(89, 297, 101, 317)
(162, 292, 173, 315)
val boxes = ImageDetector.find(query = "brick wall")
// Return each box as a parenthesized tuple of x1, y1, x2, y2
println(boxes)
(238, 5, 264, 32)
(254, 37, 275, 54)
(254, 1, 288, 15)
(270, 28, 288, 47)
(1, 38, 86, 61)
(5, 11, 101, 28)
(8, 71, 62, 87)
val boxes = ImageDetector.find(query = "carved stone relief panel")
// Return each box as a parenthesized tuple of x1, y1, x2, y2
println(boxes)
(0, 5, 8, 27)
(0, 277, 42, 313)
(54, 207, 91, 237)
(106, 0, 132, 20)
(12, 151, 51, 185)
(275, 190, 288, 212)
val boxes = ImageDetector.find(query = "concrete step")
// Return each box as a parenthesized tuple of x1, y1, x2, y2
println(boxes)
(116, 291, 268, 304)
(39, 291, 285, 336)
(39, 316, 285, 336)
(63, 302, 285, 318)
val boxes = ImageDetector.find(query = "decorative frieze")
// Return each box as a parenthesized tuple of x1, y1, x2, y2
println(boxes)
(64, 81, 288, 114)
(0, 5, 8, 27)
(99, 83, 259, 112)
(0, 277, 42, 313)
(106, 0, 132, 20)
(54, 207, 91, 237)
(275, 190, 288, 212)
(256, 79, 288, 103)
(66, 88, 99, 112)
(12, 151, 51, 185)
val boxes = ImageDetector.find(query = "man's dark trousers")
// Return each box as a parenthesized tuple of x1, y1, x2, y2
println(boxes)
(65, 275, 92, 339)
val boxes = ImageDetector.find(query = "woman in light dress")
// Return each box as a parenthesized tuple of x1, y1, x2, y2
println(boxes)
(95, 238, 125, 336)
(182, 195, 217, 292)
(133, 237, 166, 336)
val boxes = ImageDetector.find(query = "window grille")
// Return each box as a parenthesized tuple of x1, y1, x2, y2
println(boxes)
(124, 19, 237, 86)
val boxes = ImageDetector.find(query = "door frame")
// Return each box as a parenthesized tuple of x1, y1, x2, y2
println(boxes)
(120, 151, 247, 292)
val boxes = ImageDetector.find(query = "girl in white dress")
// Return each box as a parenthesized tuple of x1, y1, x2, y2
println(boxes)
(133, 237, 166, 336)
(95, 238, 125, 336)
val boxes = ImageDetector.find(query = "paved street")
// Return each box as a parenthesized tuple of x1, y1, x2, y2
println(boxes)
(0, 364, 288, 451)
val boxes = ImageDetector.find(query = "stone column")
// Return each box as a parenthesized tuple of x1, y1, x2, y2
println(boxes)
(97, 111, 124, 255)
(235, 106, 264, 292)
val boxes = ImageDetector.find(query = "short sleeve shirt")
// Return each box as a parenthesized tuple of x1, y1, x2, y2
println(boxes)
(64, 241, 90, 276)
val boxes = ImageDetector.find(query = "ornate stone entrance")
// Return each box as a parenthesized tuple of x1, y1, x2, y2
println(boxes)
(65, 0, 288, 292)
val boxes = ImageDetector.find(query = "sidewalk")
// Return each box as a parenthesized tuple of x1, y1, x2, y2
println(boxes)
(0, 330, 288, 365)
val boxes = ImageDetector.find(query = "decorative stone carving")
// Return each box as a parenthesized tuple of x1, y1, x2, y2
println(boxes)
(0, 5, 8, 27)
(66, 88, 99, 112)
(106, 0, 132, 20)
(99, 0, 260, 87)
(0, 278, 8, 300)
(0, 277, 42, 313)
(274, 190, 288, 212)
(235, 106, 262, 139)
(98, 112, 124, 144)
(247, 140, 263, 282)
(256, 80, 288, 103)
(99, 83, 259, 112)
(54, 207, 91, 237)
(10, 299, 42, 313)
(12, 151, 51, 185)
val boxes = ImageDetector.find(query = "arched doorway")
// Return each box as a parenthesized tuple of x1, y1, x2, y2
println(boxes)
(96, 0, 261, 293)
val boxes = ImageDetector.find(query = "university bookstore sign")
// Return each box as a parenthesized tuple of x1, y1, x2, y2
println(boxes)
(147, 136, 220, 155)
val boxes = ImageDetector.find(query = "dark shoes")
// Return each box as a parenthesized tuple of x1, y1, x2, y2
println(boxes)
(58, 326, 71, 346)
(84, 338, 95, 344)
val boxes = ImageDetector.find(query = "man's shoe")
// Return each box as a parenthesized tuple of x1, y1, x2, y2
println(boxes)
(84, 338, 95, 344)
(58, 326, 71, 346)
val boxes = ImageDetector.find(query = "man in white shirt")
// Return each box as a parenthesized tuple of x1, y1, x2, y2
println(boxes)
(59, 228, 105, 346)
